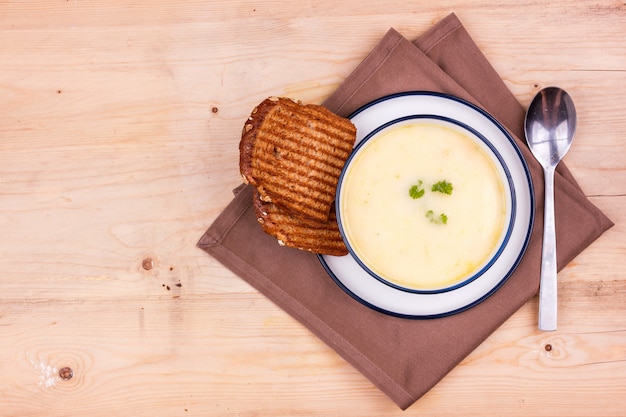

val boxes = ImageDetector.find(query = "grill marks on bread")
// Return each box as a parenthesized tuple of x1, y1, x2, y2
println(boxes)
(239, 96, 355, 255)
(252, 188, 348, 256)
(240, 97, 356, 222)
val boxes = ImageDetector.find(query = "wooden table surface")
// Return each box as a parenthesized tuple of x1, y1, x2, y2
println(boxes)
(1, 1, 624, 415)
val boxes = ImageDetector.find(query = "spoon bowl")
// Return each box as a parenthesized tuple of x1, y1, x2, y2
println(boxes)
(524, 86, 577, 331)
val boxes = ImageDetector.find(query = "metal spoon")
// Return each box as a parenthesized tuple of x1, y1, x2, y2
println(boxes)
(524, 86, 577, 331)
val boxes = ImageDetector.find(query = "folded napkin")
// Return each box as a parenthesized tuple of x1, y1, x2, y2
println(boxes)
(198, 13, 613, 409)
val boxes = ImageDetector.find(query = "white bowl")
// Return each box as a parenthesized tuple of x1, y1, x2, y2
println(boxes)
(337, 116, 514, 293)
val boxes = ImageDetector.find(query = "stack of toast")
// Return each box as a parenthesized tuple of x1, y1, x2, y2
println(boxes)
(239, 96, 357, 256)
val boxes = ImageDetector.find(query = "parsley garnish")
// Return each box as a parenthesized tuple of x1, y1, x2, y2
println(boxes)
(409, 179, 453, 225)
(431, 180, 453, 195)
(409, 180, 425, 199)
(426, 210, 448, 225)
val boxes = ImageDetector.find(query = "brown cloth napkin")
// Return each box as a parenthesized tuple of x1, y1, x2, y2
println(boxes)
(198, 13, 613, 410)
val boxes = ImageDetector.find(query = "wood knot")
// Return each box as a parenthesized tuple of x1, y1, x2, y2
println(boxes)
(59, 367, 73, 380)
(142, 258, 154, 270)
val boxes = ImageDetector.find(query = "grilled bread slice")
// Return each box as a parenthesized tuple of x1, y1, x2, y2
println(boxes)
(252, 188, 348, 256)
(240, 96, 356, 222)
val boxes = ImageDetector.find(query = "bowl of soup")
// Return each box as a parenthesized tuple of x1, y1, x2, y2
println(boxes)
(336, 117, 513, 293)
(319, 92, 533, 318)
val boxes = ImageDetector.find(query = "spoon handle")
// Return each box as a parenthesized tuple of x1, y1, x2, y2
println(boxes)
(539, 166, 558, 331)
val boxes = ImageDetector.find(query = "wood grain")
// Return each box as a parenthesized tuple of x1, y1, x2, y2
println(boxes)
(0, 1, 624, 415)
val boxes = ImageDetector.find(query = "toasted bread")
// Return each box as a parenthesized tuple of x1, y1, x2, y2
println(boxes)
(252, 188, 348, 256)
(240, 96, 356, 222)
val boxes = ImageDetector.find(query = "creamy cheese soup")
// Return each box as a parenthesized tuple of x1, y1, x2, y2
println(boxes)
(339, 123, 507, 290)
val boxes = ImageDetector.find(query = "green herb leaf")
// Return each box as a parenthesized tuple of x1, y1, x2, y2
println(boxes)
(409, 180, 425, 199)
(426, 210, 448, 225)
(431, 180, 453, 195)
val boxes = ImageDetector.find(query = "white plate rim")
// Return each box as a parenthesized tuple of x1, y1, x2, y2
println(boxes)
(318, 91, 535, 319)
